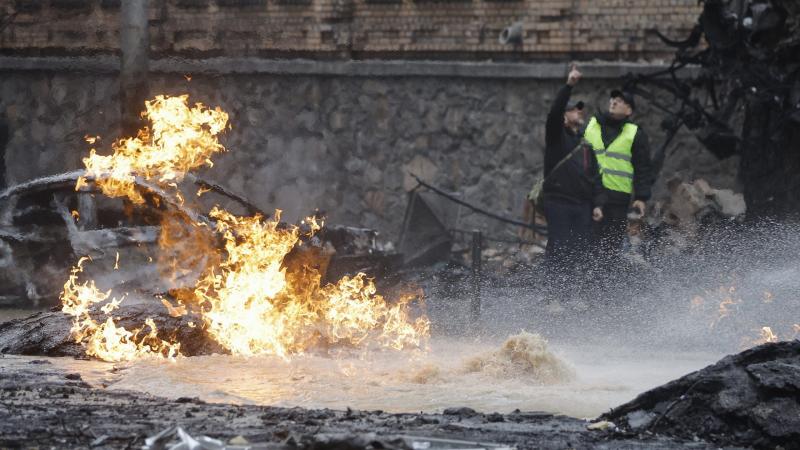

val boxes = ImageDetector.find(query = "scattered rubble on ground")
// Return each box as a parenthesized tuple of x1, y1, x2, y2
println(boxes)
(656, 178, 746, 232)
(451, 177, 747, 276)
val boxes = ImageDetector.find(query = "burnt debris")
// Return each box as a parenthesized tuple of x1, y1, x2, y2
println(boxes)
(603, 340, 800, 450)
(628, 0, 800, 218)
(0, 170, 402, 309)
(0, 302, 225, 358)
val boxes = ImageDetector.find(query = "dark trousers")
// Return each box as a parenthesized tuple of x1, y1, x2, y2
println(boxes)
(593, 203, 628, 259)
(543, 199, 593, 280)
(591, 203, 636, 301)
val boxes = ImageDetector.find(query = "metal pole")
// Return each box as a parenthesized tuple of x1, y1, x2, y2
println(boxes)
(120, 0, 149, 136)
(471, 230, 482, 323)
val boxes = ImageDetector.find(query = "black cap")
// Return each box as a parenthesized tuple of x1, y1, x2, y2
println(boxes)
(610, 89, 636, 110)
(567, 100, 585, 111)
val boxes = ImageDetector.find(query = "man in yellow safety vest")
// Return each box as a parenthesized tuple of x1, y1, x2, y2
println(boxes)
(582, 88, 654, 259)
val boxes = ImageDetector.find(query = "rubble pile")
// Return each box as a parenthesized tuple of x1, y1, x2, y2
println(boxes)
(642, 178, 747, 255)
(477, 245, 544, 274)
(657, 178, 746, 230)
(603, 340, 800, 450)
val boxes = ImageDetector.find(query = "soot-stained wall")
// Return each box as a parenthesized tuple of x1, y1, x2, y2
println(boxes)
(0, 61, 739, 241)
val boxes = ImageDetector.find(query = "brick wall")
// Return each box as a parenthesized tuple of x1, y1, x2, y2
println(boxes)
(0, 0, 700, 60)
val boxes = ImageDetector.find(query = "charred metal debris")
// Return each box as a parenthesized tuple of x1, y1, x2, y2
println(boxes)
(0, 171, 400, 307)
(626, 0, 800, 217)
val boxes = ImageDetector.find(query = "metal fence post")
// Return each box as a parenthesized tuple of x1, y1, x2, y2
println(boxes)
(471, 230, 482, 323)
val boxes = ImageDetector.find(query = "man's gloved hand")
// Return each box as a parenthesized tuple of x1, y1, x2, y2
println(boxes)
(567, 64, 582, 86)
(592, 207, 603, 222)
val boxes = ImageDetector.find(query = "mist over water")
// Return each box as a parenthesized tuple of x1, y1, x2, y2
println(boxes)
(467, 221, 800, 353)
(10, 222, 800, 418)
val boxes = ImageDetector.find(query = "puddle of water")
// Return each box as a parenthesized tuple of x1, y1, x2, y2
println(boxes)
(45, 333, 720, 418)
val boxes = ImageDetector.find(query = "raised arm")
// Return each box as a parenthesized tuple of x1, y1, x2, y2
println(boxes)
(544, 65, 581, 173)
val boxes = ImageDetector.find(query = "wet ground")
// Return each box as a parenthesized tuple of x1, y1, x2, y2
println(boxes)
(0, 354, 744, 449)
(46, 335, 721, 419)
(0, 307, 738, 449)
(2, 223, 798, 448)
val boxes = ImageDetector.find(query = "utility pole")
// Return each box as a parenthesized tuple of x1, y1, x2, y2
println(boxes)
(120, 0, 149, 136)
(470, 230, 482, 324)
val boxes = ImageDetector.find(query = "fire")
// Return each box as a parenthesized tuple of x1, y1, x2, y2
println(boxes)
(758, 326, 779, 343)
(78, 95, 228, 204)
(60, 258, 180, 362)
(711, 295, 739, 329)
(191, 208, 429, 358)
(62, 94, 429, 362)
(740, 326, 780, 349)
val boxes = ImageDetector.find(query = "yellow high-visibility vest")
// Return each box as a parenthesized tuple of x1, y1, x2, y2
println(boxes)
(584, 117, 637, 194)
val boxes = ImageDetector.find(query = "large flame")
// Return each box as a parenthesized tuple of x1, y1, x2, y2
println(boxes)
(191, 207, 429, 358)
(77, 95, 229, 203)
(61, 95, 429, 362)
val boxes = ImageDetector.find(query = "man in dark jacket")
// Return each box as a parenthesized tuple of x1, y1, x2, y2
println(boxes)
(542, 65, 606, 277)
(581, 87, 654, 259)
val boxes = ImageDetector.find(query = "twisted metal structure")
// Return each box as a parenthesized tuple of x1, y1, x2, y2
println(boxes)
(625, 0, 800, 218)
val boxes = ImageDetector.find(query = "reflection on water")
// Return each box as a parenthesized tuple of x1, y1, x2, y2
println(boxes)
(48, 333, 721, 418)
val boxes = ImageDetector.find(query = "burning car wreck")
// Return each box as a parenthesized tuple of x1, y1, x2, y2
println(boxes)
(0, 169, 413, 355)
(0, 95, 428, 363)
(2, 1, 800, 449)
(0, 170, 402, 309)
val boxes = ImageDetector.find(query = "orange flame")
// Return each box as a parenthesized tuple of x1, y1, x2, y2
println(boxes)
(690, 295, 704, 311)
(62, 94, 429, 362)
(711, 295, 739, 329)
(759, 326, 779, 343)
(60, 258, 180, 362)
(740, 326, 780, 349)
(190, 208, 429, 358)
(78, 95, 228, 204)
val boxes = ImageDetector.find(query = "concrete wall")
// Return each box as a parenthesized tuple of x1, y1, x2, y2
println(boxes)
(0, 57, 739, 241)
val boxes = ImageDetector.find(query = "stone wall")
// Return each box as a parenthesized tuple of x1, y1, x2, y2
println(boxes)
(0, 0, 700, 60)
(0, 58, 738, 242)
